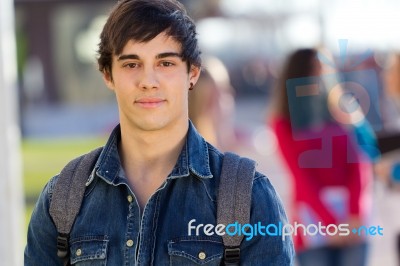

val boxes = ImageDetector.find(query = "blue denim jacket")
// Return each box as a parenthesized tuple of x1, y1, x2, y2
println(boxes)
(25, 122, 294, 265)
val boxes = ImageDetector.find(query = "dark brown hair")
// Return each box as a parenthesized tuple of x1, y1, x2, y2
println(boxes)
(271, 48, 330, 128)
(97, 0, 201, 78)
(275, 49, 318, 117)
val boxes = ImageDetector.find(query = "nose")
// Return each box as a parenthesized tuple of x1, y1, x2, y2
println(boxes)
(138, 66, 159, 90)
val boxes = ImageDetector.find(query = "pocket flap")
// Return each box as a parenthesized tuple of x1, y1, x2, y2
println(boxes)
(168, 236, 223, 264)
(70, 235, 109, 264)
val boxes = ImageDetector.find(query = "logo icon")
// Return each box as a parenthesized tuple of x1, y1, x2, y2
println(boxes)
(286, 40, 381, 167)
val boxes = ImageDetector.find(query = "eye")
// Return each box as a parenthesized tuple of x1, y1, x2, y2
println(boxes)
(160, 61, 175, 67)
(124, 62, 139, 68)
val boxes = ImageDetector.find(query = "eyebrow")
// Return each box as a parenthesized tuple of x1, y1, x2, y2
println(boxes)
(117, 52, 182, 61)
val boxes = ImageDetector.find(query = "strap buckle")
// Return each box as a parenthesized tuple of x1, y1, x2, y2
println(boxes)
(56, 234, 70, 259)
(224, 247, 241, 265)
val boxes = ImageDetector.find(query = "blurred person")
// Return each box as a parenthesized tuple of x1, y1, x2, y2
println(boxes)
(188, 55, 247, 152)
(381, 53, 400, 130)
(268, 48, 373, 266)
(378, 53, 400, 187)
(24, 0, 294, 265)
(189, 54, 293, 213)
(375, 52, 400, 265)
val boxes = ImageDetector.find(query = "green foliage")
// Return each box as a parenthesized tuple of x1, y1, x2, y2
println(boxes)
(22, 137, 106, 227)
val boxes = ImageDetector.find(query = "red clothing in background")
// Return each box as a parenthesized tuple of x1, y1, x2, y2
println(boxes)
(271, 116, 372, 251)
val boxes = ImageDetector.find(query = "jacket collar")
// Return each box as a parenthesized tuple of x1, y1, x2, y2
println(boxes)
(95, 121, 213, 184)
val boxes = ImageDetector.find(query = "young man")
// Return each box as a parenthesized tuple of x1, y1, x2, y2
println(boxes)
(24, 0, 294, 265)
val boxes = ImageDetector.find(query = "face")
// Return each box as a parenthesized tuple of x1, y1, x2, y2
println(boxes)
(103, 32, 200, 132)
(384, 55, 400, 97)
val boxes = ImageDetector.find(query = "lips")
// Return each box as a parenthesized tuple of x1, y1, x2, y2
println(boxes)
(135, 97, 166, 108)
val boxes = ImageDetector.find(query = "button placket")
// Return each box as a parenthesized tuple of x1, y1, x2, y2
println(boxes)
(127, 195, 133, 203)
(198, 251, 206, 260)
(126, 239, 134, 247)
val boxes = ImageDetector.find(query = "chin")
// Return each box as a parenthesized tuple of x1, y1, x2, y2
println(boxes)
(134, 118, 170, 132)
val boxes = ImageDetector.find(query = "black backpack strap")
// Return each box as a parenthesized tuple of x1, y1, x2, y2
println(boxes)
(49, 147, 103, 266)
(217, 152, 256, 266)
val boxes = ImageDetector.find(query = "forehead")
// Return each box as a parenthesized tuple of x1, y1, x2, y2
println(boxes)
(117, 32, 182, 57)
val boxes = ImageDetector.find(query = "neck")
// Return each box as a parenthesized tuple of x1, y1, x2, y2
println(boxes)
(119, 119, 188, 181)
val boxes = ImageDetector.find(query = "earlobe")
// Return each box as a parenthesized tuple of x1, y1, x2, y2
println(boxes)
(189, 66, 201, 87)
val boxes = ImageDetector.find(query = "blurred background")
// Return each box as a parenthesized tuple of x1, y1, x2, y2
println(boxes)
(3, 0, 400, 265)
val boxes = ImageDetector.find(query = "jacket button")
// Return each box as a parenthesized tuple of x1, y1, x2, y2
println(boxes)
(198, 251, 206, 260)
(76, 249, 82, 256)
(126, 239, 134, 247)
(127, 195, 133, 203)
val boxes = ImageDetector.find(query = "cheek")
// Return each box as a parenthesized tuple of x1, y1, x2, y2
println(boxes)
(171, 88, 188, 105)
(113, 76, 134, 93)
(173, 87, 189, 109)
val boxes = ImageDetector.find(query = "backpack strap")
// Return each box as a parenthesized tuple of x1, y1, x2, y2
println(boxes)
(217, 152, 256, 266)
(49, 147, 103, 266)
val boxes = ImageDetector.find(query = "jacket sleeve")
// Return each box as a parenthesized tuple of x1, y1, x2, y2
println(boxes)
(240, 173, 295, 265)
(24, 176, 64, 266)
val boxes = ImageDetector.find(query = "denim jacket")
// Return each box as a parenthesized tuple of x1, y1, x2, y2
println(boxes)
(25, 121, 294, 265)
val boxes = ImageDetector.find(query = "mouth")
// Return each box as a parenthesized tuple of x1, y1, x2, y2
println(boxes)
(134, 97, 166, 109)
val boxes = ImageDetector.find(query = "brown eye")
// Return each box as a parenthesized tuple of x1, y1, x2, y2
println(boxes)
(160, 61, 174, 67)
(125, 63, 138, 68)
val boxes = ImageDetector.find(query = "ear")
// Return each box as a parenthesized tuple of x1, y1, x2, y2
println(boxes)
(102, 70, 115, 91)
(189, 66, 201, 87)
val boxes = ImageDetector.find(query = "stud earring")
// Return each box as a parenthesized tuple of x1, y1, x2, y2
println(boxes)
(189, 82, 194, 90)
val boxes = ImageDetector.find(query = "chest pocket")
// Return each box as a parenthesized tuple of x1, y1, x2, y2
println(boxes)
(69, 235, 109, 265)
(168, 236, 223, 265)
